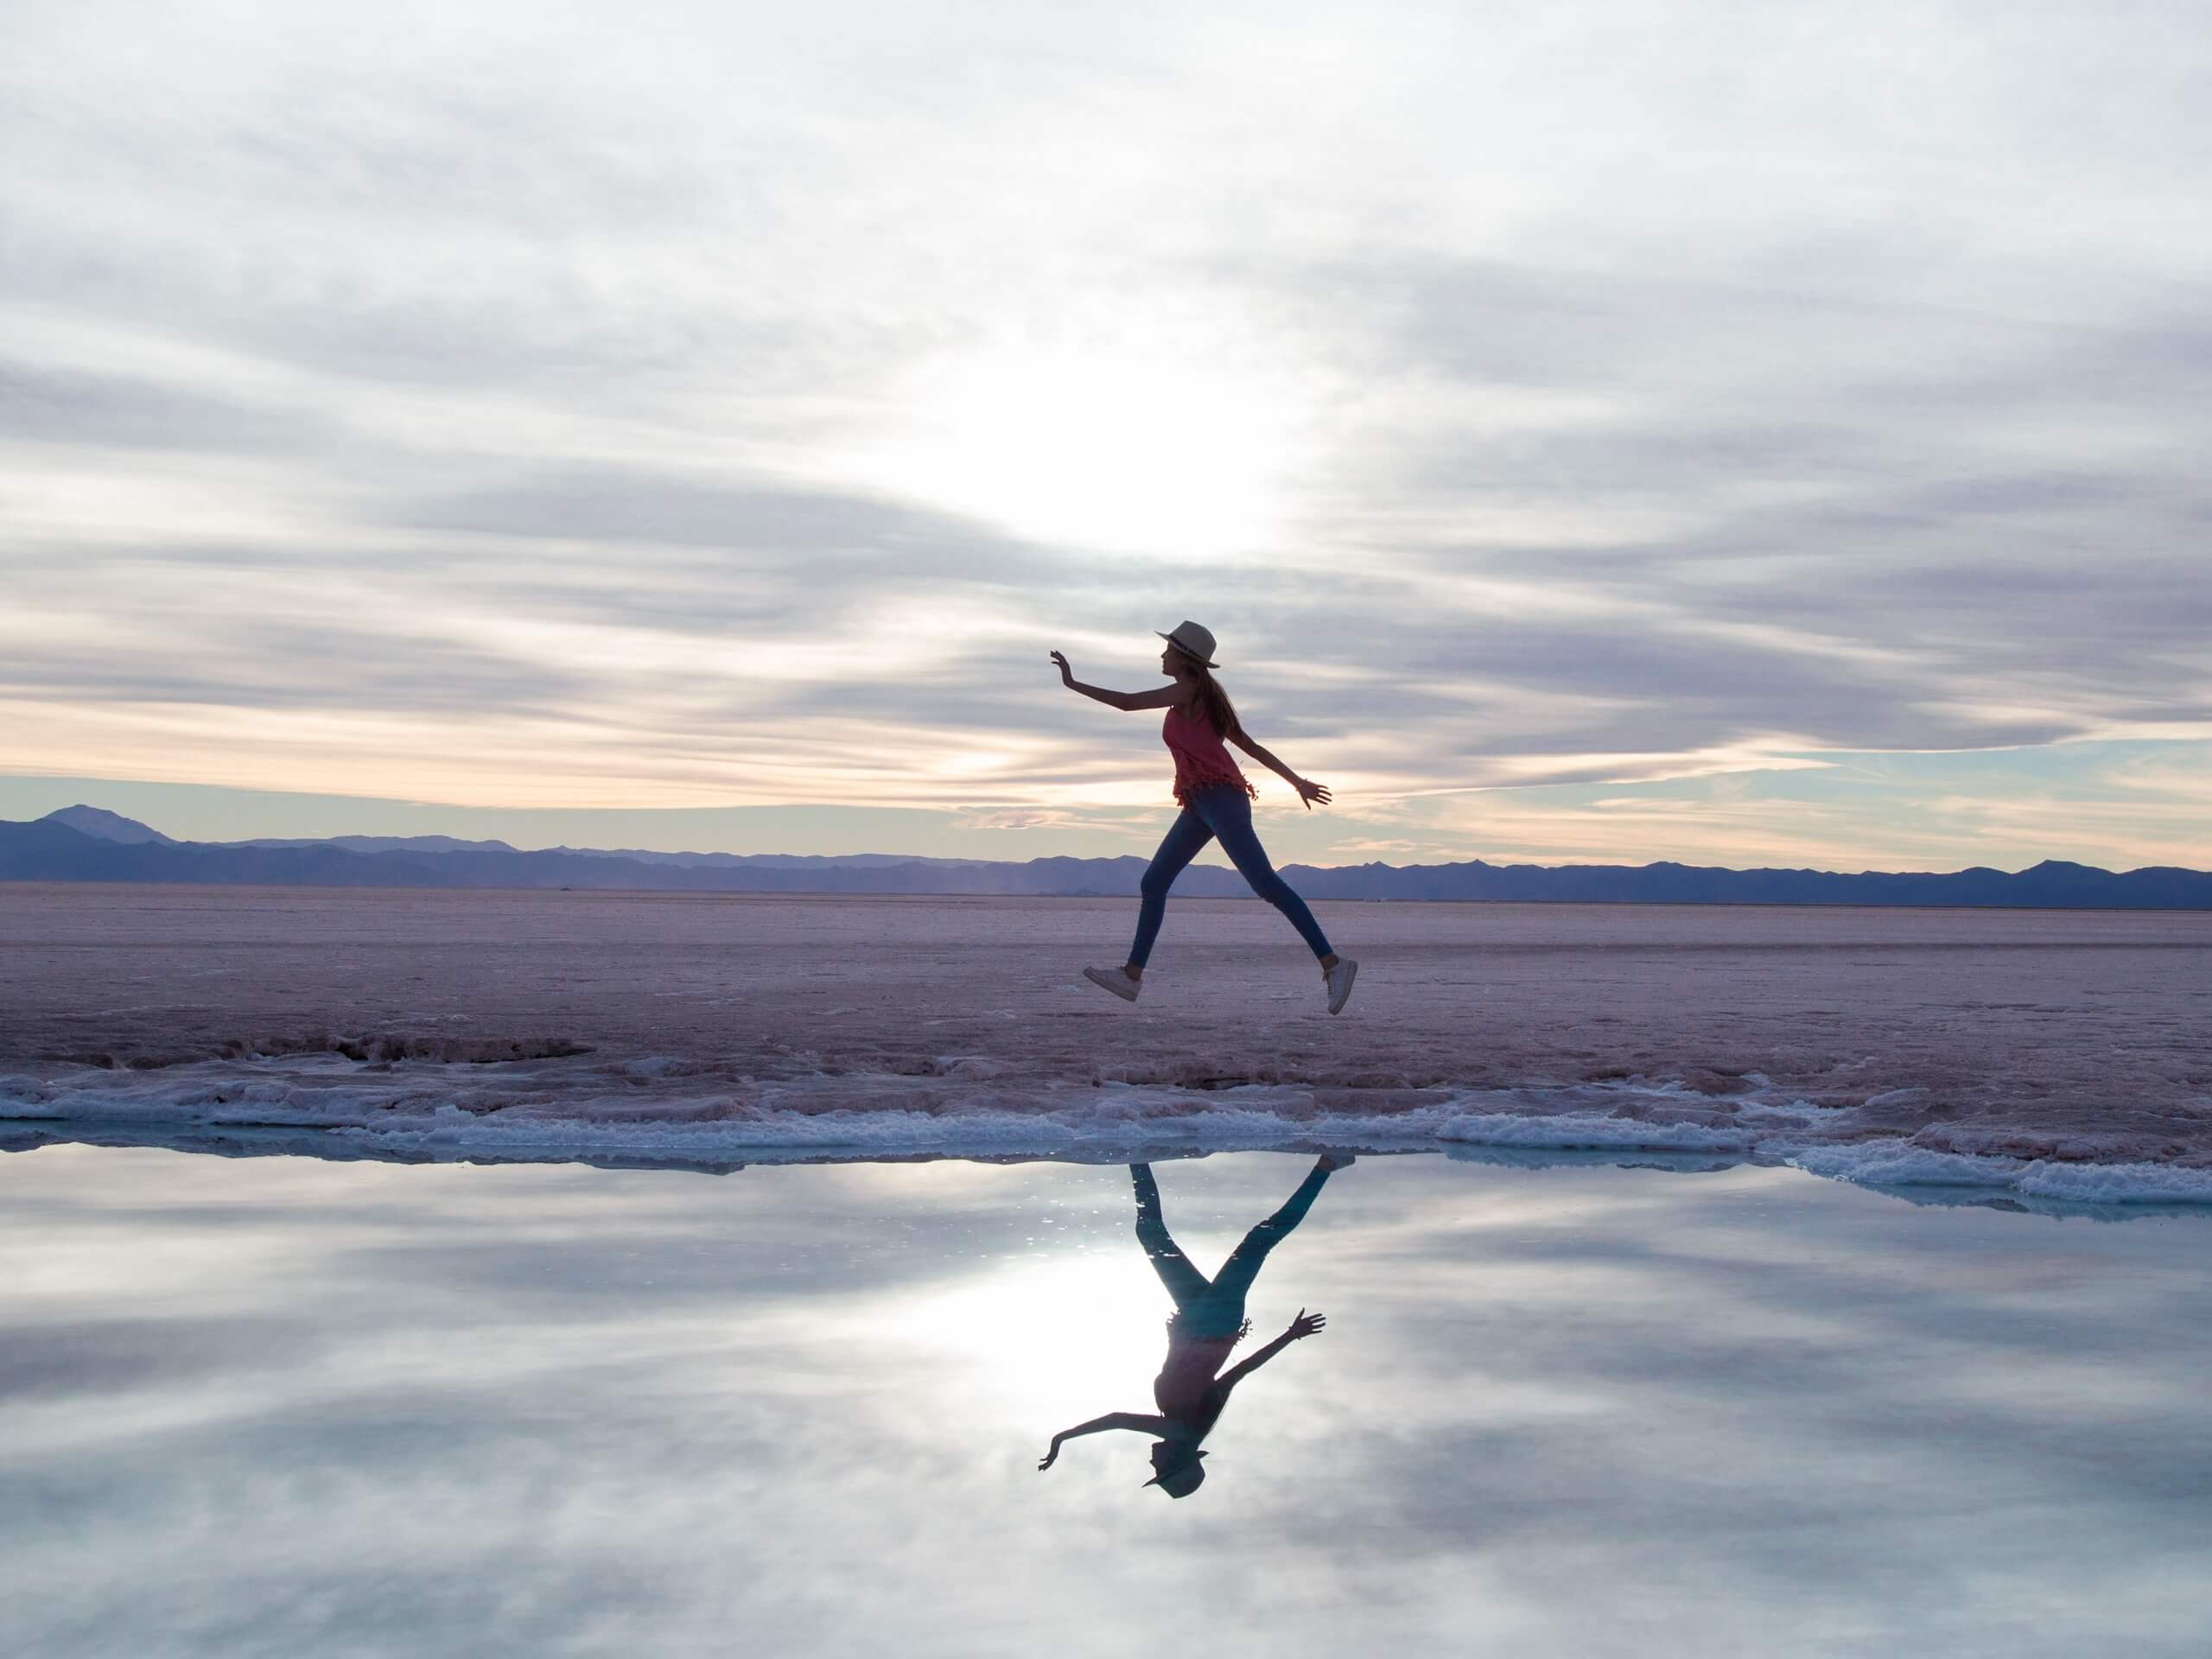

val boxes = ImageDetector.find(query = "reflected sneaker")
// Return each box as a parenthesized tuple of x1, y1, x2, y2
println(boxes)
(1083, 964, 1141, 1003)
(1324, 957, 1358, 1015)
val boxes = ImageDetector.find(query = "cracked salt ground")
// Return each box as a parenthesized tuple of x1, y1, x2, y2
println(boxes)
(3, 887, 2209, 1203)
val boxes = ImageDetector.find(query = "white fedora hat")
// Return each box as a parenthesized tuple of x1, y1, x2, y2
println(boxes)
(1156, 620, 1219, 668)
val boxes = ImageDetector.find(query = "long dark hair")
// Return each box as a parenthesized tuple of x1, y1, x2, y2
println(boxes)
(1179, 656, 1240, 739)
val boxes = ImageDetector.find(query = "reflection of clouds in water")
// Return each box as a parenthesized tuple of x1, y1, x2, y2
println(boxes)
(1, 1148, 2208, 1656)
(892, 1252, 1167, 1425)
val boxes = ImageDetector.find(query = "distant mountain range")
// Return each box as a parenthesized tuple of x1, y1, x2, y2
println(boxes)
(3, 805, 2208, 908)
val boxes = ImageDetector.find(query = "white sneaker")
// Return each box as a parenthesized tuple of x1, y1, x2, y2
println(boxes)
(1084, 964, 1141, 1003)
(1324, 957, 1358, 1015)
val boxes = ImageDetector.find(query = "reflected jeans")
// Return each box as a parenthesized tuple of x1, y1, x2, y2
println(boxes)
(1132, 1161, 1332, 1340)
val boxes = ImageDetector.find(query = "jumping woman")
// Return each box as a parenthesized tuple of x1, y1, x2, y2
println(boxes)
(1049, 620, 1357, 1014)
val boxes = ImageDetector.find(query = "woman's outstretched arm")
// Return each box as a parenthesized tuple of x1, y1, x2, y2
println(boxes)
(1050, 652, 1185, 713)
(1227, 726, 1332, 808)
(1218, 1309, 1326, 1389)
(1038, 1410, 1174, 1470)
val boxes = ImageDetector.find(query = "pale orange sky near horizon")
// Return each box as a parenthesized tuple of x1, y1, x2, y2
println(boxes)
(3, 735, 2207, 874)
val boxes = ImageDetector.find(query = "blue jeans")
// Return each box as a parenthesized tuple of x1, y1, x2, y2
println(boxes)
(1133, 1160, 1333, 1338)
(1128, 785, 1334, 968)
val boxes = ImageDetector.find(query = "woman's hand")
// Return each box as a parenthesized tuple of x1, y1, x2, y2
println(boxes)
(1038, 1446, 1061, 1471)
(1287, 1307, 1326, 1339)
(1049, 650, 1074, 687)
(1294, 777, 1332, 810)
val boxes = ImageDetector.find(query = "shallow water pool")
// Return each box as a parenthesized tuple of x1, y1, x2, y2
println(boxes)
(3, 1146, 2208, 1656)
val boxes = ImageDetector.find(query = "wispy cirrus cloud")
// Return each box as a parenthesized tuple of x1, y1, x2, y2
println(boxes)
(2, 0, 2206, 867)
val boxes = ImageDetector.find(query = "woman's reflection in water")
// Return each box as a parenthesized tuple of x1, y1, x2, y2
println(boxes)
(1039, 1154, 1351, 1497)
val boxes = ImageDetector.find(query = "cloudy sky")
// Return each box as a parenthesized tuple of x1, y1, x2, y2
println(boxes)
(3, 0, 2207, 869)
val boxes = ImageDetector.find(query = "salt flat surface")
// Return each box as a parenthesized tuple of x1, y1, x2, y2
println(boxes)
(2, 1146, 2208, 1658)
(3, 886, 2209, 1192)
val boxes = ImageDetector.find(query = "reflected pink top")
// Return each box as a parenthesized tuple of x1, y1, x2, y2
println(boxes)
(1162, 705, 1256, 808)
(1154, 1333, 1240, 1420)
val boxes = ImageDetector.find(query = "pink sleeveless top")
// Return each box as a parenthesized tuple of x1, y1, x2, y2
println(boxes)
(1163, 705, 1256, 808)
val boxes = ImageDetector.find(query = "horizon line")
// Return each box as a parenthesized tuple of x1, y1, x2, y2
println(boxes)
(15, 804, 2209, 882)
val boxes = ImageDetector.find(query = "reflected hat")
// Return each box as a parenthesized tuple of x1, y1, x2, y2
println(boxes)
(1156, 620, 1219, 668)
(1142, 1450, 1209, 1497)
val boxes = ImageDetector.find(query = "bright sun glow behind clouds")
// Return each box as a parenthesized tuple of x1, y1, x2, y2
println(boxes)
(858, 302, 1324, 558)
